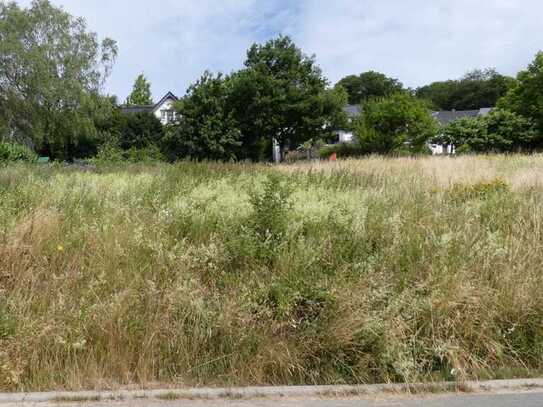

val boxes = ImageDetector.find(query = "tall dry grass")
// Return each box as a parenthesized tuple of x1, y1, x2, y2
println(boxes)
(0, 156, 542, 391)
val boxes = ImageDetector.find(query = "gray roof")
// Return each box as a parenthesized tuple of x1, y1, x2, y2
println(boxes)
(119, 105, 154, 114)
(344, 105, 362, 118)
(432, 108, 493, 126)
(120, 91, 178, 115)
(343, 105, 493, 125)
(151, 91, 179, 113)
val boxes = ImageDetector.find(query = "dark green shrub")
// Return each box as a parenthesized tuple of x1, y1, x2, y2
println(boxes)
(92, 142, 164, 165)
(120, 112, 165, 150)
(318, 143, 366, 159)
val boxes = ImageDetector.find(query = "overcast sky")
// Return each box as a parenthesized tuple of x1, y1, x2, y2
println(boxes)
(15, 0, 543, 101)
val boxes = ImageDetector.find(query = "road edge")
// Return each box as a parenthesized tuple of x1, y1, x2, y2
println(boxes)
(1, 378, 542, 404)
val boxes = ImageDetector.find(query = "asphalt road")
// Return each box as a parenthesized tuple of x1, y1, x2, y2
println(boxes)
(8, 391, 543, 407)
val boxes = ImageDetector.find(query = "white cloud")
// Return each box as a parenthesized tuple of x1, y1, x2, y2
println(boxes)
(294, 0, 543, 87)
(13, 0, 543, 98)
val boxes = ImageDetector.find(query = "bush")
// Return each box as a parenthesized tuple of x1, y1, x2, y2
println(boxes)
(0, 142, 37, 163)
(441, 109, 539, 153)
(317, 143, 366, 159)
(249, 173, 292, 244)
(119, 112, 165, 150)
(92, 142, 164, 165)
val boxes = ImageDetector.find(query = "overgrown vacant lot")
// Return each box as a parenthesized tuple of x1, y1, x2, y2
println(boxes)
(1, 156, 543, 390)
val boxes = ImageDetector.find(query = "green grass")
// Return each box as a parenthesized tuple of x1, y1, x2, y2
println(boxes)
(0, 156, 542, 390)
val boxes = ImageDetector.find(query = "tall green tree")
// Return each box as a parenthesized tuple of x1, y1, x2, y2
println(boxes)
(230, 36, 347, 160)
(335, 71, 404, 105)
(417, 69, 516, 110)
(163, 72, 242, 161)
(0, 0, 117, 160)
(126, 74, 153, 106)
(498, 52, 543, 133)
(355, 93, 437, 154)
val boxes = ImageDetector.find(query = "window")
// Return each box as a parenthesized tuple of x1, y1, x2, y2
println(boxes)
(161, 110, 175, 124)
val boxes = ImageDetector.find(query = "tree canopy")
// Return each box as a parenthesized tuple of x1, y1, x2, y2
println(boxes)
(233, 37, 346, 157)
(416, 69, 516, 110)
(335, 71, 404, 105)
(169, 36, 347, 161)
(163, 72, 242, 161)
(0, 0, 118, 160)
(126, 74, 153, 106)
(498, 52, 543, 133)
(236, 36, 346, 159)
(354, 93, 437, 155)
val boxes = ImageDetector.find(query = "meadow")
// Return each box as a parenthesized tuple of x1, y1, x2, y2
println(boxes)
(0, 155, 542, 390)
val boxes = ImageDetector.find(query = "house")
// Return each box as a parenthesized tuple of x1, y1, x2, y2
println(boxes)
(335, 105, 493, 155)
(120, 92, 179, 125)
(336, 105, 361, 144)
(430, 108, 493, 154)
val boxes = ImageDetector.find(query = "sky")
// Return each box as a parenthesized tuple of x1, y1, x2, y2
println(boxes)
(15, 0, 543, 101)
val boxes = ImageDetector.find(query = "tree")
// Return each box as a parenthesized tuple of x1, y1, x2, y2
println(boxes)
(0, 0, 117, 160)
(498, 52, 543, 133)
(416, 80, 459, 110)
(126, 74, 153, 106)
(439, 109, 538, 153)
(231, 36, 346, 160)
(163, 72, 242, 161)
(119, 113, 164, 150)
(354, 93, 437, 154)
(335, 71, 404, 105)
(417, 69, 516, 110)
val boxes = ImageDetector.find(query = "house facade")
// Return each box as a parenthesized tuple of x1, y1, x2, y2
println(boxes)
(120, 92, 179, 125)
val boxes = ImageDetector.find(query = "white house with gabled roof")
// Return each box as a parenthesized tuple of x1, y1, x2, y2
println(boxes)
(120, 91, 179, 125)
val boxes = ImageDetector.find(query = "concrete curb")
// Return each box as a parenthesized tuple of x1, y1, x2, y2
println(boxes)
(0, 378, 542, 404)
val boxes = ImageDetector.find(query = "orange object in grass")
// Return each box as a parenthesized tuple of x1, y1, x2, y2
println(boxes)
(330, 152, 337, 161)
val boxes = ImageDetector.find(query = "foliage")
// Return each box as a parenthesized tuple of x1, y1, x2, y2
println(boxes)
(449, 177, 510, 202)
(317, 143, 366, 159)
(125, 74, 153, 106)
(230, 36, 347, 160)
(439, 109, 539, 153)
(437, 116, 487, 151)
(0, 0, 118, 161)
(354, 93, 438, 154)
(498, 52, 543, 134)
(335, 71, 405, 105)
(417, 69, 516, 110)
(248, 173, 292, 255)
(119, 112, 164, 150)
(0, 142, 37, 163)
(92, 142, 164, 165)
(1, 157, 543, 390)
(164, 72, 242, 161)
